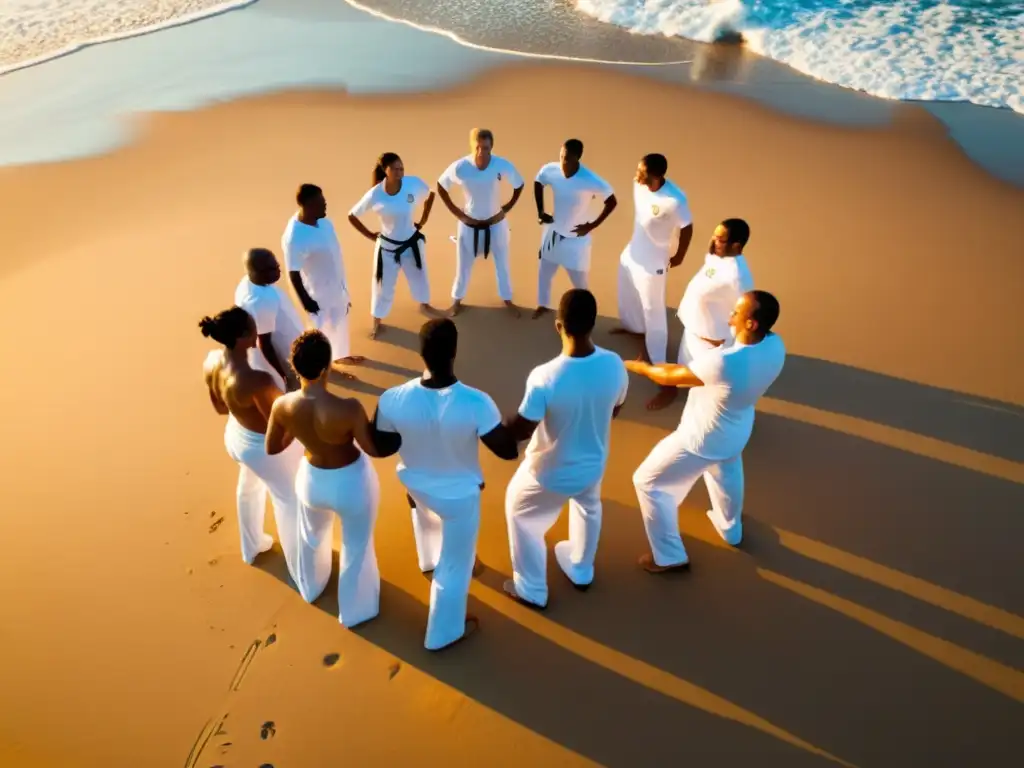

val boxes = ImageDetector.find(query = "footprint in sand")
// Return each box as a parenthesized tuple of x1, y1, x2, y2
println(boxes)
(260, 721, 276, 740)
(208, 517, 224, 533)
(388, 662, 401, 680)
(323, 653, 340, 668)
(265, 633, 277, 647)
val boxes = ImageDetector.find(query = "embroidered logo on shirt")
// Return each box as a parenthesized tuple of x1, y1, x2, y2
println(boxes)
(406, 193, 414, 203)
(497, 172, 502, 180)
(705, 267, 716, 278)
(651, 204, 660, 216)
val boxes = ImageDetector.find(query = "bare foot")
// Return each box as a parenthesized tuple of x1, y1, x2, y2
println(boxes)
(421, 303, 448, 318)
(369, 323, 384, 340)
(504, 301, 521, 318)
(340, 355, 365, 365)
(450, 301, 465, 317)
(638, 552, 690, 574)
(609, 326, 643, 337)
(646, 387, 678, 411)
(531, 307, 550, 320)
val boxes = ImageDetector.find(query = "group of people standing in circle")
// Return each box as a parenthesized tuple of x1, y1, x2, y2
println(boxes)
(200, 127, 787, 651)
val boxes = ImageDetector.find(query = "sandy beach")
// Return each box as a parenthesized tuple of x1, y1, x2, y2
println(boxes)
(1, 22, 1023, 768)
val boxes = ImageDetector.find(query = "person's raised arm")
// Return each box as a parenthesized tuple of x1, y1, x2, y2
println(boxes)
(416, 190, 436, 230)
(624, 359, 705, 389)
(347, 189, 379, 242)
(436, 183, 473, 226)
(499, 162, 526, 219)
(265, 398, 295, 455)
(573, 174, 617, 236)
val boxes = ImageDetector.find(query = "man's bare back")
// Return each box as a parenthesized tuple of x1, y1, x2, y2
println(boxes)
(204, 350, 282, 434)
(266, 386, 379, 469)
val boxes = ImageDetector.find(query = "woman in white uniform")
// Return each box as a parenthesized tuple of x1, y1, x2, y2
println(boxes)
(348, 152, 445, 339)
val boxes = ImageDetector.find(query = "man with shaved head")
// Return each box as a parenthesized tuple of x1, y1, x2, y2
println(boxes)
(235, 247, 304, 391)
(625, 290, 785, 571)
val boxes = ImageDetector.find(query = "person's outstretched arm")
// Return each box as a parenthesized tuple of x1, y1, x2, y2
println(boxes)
(624, 359, 705, 389)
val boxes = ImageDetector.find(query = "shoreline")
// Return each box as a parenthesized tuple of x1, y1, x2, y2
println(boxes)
(0, 0, 1021, 187)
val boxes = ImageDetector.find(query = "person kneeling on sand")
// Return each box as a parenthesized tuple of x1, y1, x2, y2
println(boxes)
(266, 330, 400, 628)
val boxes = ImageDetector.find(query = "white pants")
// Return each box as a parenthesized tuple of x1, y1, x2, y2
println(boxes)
(224, 416, 303, 578)
(295, 453, 381, 628)
(677, 328, 721, 366)
(372, 244, 431, 319)
(408, 488, 481, 650)
(633, 429, 745, 566)
(505, 464, 602, 606)
(310, 300, 350, 361)
(538, 258, 588, 309)
(617, 260, 669, 364)
(452, 220, 512, 301)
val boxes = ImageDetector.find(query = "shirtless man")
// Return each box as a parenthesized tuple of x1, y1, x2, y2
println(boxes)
(266, 330, 400, 628)
(200, 306, 303, 580)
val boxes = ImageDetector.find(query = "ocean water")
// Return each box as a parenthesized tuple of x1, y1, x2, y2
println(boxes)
(575, 0, 1024, 114)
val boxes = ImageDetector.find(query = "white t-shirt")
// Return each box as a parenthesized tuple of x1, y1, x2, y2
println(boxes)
(678, 253, 754, 341)
(438, 155, 524, 219)
(518, 347, 628, 495)
(535, 163, 615, 240)
(234, 276, 304, 375)
(624, 180, 693, 275)
(349, 176, 431, 242)
(281, 215, 347, 306)
(679, 333, 787, 460)
(376, 378, 502, 500)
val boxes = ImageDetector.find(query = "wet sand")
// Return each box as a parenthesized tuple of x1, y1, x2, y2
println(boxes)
(0, 64, 1021, 767)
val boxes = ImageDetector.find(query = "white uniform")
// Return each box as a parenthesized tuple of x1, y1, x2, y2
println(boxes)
(534, 162, 614, 308)
(438, 155, 524, 303)
(506, 348, 628, 606)
(205, 351, 304, 581)
(376, 378, 502, 650)
(349, 176, 433, 319)
(295, 452, 381, 628)
(676, 252, 754, 365)
(618, 180, 693, 364)
(633, 334, 786, 566)
(234, 276, 305, 389)
(281, 215, 351, 360)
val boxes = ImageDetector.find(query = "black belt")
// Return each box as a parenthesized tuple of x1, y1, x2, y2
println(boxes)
(375, 230, 425, 283)
(470, 223, 492, 259)
(539, 228, 566, 260)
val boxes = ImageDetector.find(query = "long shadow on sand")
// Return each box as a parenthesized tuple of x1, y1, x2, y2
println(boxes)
(276, 303, 1024, 766)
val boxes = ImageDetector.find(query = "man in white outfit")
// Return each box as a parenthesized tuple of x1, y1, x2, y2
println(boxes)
(234, 247, 303, 392)
(660, 218, 755, 409)
(375, 318, 519, 650)
(532, 139, 617, 320)
(626, 291, 786, 571)
(282, 183, 364, 378)
(504, 289, 629, 608)
(436, 128, 526, 317)
(612, 154, 694, 409)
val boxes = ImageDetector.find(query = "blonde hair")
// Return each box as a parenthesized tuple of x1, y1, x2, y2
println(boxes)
(470, 127, 494, 149)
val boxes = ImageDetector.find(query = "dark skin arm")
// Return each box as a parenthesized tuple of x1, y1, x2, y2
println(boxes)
(350, 401, 386, 458)
(416, 191, 436, 229)
(624, 359, 706, 388)
(480, 423, 519, 460)
(348, 213, 379, 242)
(573, 194, 618, 236)
(534, 181, 553, 223)
(265, 398, 293, 456)
(367, 406, 402, 458)
(669, 224, 694, 268)
(288, 271, 319, 314)
(257, 334, 295, 390)
(504, 413, 540, 444)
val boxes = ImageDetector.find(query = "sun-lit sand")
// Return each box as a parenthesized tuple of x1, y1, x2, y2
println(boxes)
(0, 63, 1021, 767)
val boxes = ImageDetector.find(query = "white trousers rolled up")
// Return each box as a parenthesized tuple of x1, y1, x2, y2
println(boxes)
(407, 488, 481, 650)
(223, 416, 303, 578)
(295, 453, 381, 628)
(617, 260, 669, 364)
(310, 299, 350, 361)
(505, 464, 602, 606)
(537, 259, 588, 309)
(633, 428, 745, 566)
(372, 245, 431, 319)
(452, 219, 512, 302)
